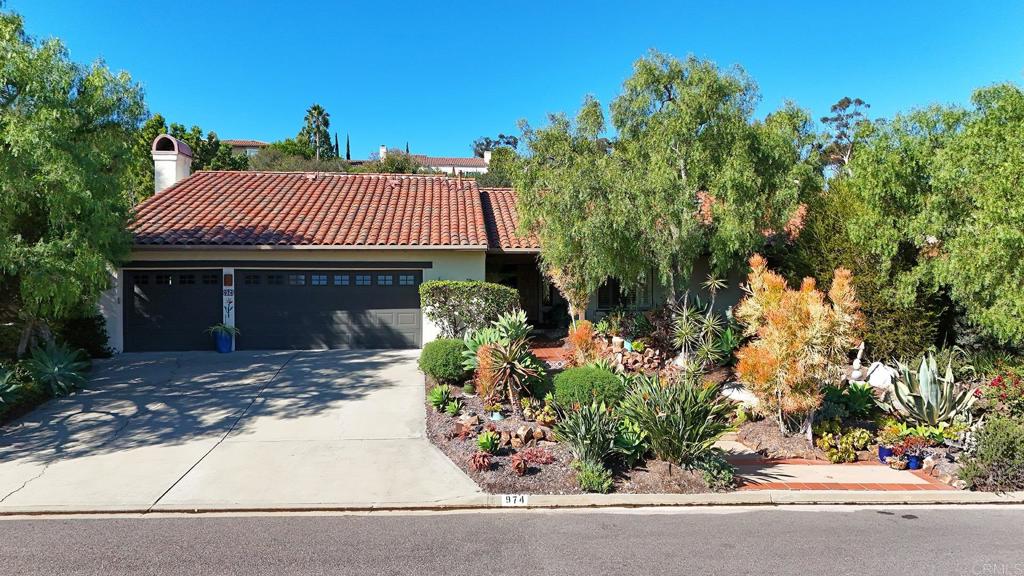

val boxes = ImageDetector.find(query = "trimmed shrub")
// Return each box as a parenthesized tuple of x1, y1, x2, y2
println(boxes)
(419, 339, 470, 384)
(959, 416, 1024, 492)
(553, 366, 625, 408)
(419, 280, 520, 338)
(54, 311, 112, 359)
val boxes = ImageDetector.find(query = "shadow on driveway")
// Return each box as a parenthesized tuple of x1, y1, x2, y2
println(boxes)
(0, 349, 414, 464)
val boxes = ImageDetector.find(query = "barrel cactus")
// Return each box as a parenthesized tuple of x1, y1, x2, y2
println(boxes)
(881, 352, 975, 426)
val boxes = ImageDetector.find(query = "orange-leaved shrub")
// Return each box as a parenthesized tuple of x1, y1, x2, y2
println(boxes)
(734, 254, 863, 436)
(475, 343, 498, 401)
(567, 320, 598, 366)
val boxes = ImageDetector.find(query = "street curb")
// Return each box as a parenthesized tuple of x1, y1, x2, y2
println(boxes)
(2, 490, 1023, 516)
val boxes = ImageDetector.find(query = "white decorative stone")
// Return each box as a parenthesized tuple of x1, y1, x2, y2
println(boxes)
(866, 361, 898, 392)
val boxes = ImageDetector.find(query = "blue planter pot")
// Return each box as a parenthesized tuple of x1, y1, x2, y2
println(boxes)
(878, 445, 894, 463)
(906, 455, 923, 470)
(213, 331, 233, 353)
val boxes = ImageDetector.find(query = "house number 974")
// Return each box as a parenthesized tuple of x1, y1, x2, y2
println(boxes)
(501, 494, 528, 506)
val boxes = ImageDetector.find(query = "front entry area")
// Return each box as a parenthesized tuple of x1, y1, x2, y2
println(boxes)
(122, 267, 422, 351)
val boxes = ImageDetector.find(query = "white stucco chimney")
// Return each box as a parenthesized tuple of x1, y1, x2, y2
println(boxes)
(483, 150, 492, 164)
(379, 144, 388, 160)
(151, 134, 193, 193)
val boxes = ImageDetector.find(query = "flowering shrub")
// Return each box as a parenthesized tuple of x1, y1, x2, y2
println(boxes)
(976, 374, 1024, 418)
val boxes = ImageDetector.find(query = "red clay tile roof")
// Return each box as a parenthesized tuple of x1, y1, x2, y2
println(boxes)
(131, 171, 489, 248)
(413, 155, 487, 168)
(479, 188, 540, 252)
(223, 139, 268, 147)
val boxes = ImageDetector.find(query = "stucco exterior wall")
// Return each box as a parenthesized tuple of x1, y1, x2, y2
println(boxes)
(103, 248, 487, 352)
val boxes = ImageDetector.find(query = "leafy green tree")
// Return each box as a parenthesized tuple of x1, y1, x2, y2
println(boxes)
(128, 114, 246, 201)
(818, 97, 870, 172)
(248, 147, 349, 172)
(932, 85, 1024, 345)
(472, 133, 518, 157)
(351, 149, 422, 174)
(299, 103, 334, 161)
(609, 52, 820, 293)
(0, 10, 145, 353)
(473, 146, 517, 187)
(818, 84, 1024, 348)
(266, 137, 314, 159)
(515, 97, 643, 321)
(167, 122, 247, 172)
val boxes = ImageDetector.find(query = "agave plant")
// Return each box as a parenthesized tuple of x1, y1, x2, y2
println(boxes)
(0, 365, 20, 403)
(461, 310, 532, 371)
(489, 337, 546, 414)
(25, 342, 89, 397)
(880, 351, 975, 426)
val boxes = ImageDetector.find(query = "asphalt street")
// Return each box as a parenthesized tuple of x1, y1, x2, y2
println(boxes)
(2, 506, 1023, 575)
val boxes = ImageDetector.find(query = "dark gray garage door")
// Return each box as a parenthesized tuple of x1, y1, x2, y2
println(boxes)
(123, 270, 223, 352)
(234, 269, 422, 350)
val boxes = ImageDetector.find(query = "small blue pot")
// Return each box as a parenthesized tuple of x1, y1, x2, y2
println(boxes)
(213, 331, 233, 353)
(878, 445, 894, 463)
(906, 455, 923, 470)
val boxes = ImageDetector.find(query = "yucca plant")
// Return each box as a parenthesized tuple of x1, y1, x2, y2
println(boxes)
(881, 351, 976, 426)
(617, 372, 734, 467)
(671, 294, 725, 372)
(25, 342, 89, 397)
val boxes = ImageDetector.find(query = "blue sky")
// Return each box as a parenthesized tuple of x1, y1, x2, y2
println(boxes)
(9, 1, 1024, 158)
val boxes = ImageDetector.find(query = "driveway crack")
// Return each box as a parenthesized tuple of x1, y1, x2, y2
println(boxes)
(146, 352, 300, 511)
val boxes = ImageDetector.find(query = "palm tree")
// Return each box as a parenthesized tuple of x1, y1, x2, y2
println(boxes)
(303, 104, 330, 161)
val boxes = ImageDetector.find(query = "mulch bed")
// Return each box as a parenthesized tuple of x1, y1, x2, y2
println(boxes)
(736, 419, 827, 461)
(425, 379, 717, 494)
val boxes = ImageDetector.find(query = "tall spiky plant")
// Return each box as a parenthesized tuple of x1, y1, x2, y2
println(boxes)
(882, 351, 976, 426)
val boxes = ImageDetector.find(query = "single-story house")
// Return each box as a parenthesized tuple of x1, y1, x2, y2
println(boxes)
(100, 134, 735, 353)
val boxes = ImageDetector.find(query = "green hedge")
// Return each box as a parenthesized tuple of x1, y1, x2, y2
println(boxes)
(419, 339, 471, 384)
(419, 280, 520, 338)
(553, 366, 625, 407)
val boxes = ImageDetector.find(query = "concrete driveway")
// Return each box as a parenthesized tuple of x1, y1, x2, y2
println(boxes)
(0, 350, 481, 512)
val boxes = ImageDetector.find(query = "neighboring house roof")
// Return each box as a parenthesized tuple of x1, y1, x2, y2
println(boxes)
(131, 172, 489, 248)
(223, 139, 268, 147)
(412, 155, 487, 168)
(479, 188, 540, 252)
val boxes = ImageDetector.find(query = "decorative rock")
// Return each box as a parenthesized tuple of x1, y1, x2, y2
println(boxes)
(866, 362, 898, 392)
(922, 455, 941, 474)
(499, 431, 512, 447)
(532, 427, 545, 441)
(510, 436, 524, 449)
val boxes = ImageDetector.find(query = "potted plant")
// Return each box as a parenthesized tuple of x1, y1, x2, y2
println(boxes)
(876, 424, 903, 463)
(485, 402, 504, 421)
(900, 435, 931, 470)
(206, 323, 239, 353)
